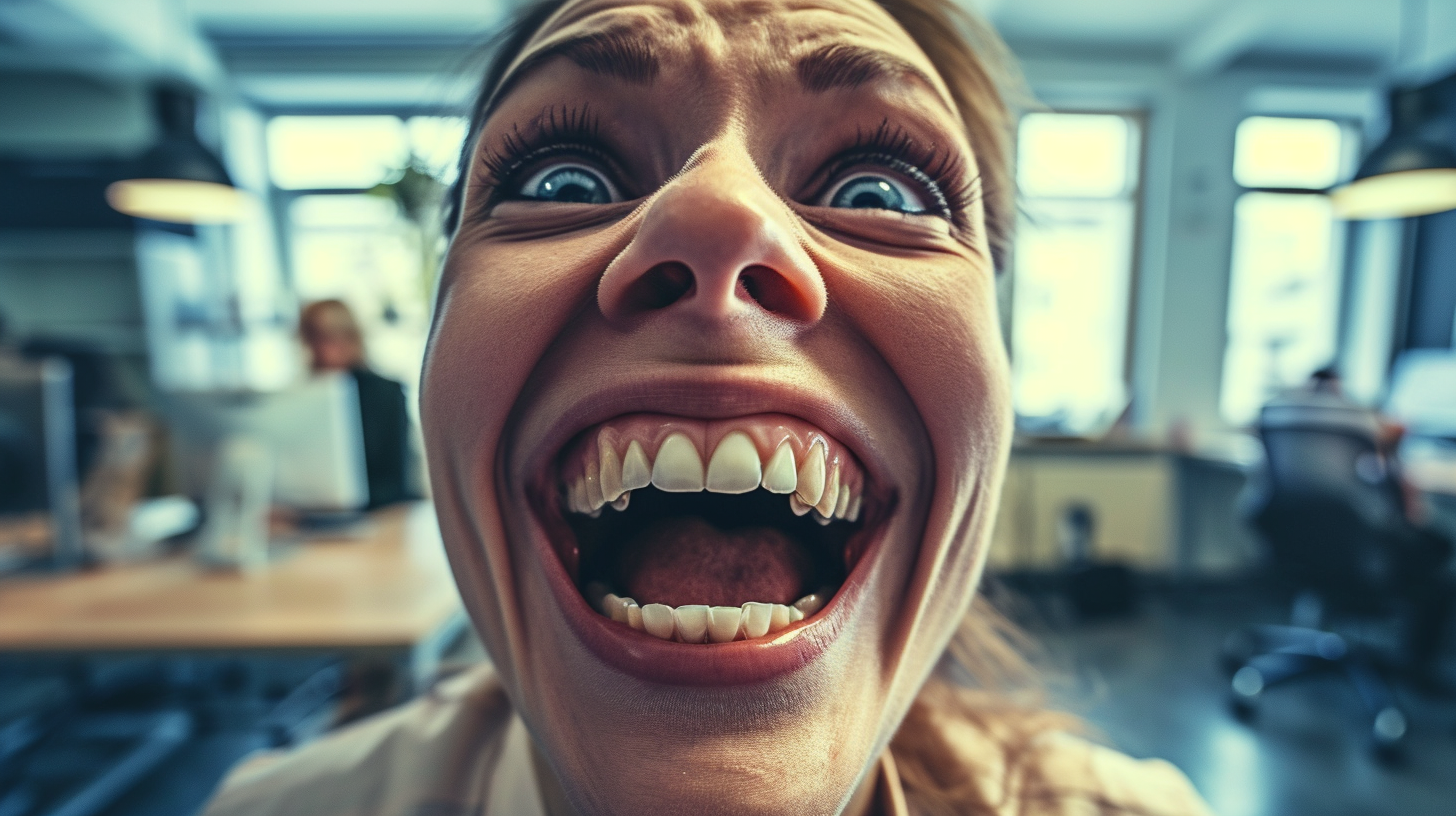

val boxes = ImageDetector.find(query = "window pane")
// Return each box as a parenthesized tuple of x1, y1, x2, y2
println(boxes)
(406, 116, 469, 183)
(1220, 193, 1340, 425)
(1017, 113, 1132, 198)
(1233, 116, 1343, 190)
(267, 116, 407, 190)
(1012, 198, 1135, 433)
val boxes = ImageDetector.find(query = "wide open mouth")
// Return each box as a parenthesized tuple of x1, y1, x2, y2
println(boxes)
(539, 412, 882, 645)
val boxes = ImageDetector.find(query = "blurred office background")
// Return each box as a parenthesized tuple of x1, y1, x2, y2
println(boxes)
(2, 0, 1456, 814)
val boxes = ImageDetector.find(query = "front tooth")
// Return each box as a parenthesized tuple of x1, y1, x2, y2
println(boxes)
(706, 432, 761, 494)
(610, 493, 630, 511)
(761, 443, 797, 493)
(796, 440, 826, 506)
(622, 440, 652, 491)
(651, 433, 704, 492)
(741, 602, 773, 639)
(815, 463, 841, 517)
(674, 605, 709, 643)
(789, 494, 813, 516)
(642, 604, 676, 639)
(768, 604, 791, 633)
(793, 593, 826, 617)
(788, 606, 805, 623)
(834, 485, 851, 518)
(599, 439, 624, 501)
(847, 495, 862, 522)
(707, 606, 743, 642)
(627, 602, 643, 631)
(813, 513, 832, 526)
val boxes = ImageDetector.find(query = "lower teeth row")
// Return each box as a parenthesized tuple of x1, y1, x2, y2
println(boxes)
(587, 582, 830, 642)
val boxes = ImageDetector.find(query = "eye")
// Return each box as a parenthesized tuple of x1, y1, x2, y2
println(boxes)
(821, 173, 929, 214)
(516, 162, 620, 204)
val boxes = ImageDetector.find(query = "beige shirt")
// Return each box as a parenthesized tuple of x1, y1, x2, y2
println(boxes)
(202, 665, 1212, 816)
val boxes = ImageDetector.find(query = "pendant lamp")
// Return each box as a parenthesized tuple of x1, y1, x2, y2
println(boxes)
(106, 84, 250, 224)
(1330, 88, 1456, 220)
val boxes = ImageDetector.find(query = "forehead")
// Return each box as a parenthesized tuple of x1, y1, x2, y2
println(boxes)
(504, 0, 953, 106)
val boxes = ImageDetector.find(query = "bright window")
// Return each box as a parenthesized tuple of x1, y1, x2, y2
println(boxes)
(1012, 112, 1141, 435)
(1220, 117, 1349, 425)
(1233, 116, 1343, 190)
(269, 113, 467, 394)
(267, 115, 467, 190)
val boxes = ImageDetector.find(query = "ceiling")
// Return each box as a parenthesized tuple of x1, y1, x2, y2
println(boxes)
(5, 0, 1456, 111)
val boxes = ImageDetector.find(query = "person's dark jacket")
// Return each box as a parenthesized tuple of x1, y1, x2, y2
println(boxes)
(350, 368, 414, 509)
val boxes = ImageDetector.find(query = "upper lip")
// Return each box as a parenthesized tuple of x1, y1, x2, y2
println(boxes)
(516, 368, 896, 499)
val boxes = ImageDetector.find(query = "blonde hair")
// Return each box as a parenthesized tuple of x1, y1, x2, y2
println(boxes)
(454, 2, 1068, 811)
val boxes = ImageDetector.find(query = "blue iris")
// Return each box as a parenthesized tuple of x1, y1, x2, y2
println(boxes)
(527, 166, 612, 204)
(829, 175, 924, 213)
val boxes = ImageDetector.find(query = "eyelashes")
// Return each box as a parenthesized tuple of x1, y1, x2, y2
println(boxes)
(817, 119, 981, 226)
(471, 105, 615, 212)
(470, 106, 981, 230)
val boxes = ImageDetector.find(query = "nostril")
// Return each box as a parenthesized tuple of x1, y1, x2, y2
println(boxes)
(739, 265, 817, 322)
(622, 262, 695, 312)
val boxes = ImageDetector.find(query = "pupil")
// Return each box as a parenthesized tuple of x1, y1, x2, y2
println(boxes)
(552, 182, 593, 203)
(851, 190, 887, 208)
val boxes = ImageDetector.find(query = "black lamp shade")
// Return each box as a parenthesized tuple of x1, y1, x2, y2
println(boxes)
(106, 85, 249, 224)
(1332, 86, 1456, 220)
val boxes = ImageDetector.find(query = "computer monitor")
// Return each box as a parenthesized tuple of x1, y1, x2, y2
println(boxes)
(0, 355, 84, 569)
(1385, 350, 1456, 439)
(163, 373, 369, 513)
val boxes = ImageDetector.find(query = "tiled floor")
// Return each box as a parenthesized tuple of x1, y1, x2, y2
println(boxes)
(1027, 587, 1456, 816)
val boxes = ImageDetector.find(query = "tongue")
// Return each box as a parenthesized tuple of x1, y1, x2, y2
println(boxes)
(615, 516, 811, 608)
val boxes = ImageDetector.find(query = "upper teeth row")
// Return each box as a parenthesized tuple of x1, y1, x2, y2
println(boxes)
(565, 432, 863, 522)
(589, 582, 830, 642)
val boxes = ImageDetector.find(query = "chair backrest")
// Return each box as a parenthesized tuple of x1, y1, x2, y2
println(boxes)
(1249, 402, 1404, 602)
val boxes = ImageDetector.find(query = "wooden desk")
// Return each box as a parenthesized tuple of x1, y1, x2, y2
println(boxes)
(0, 502, 467, 688)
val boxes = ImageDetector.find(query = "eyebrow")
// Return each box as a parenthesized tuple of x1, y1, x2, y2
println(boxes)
(795, 42, 939, 96)
(512, 28, 662, 89)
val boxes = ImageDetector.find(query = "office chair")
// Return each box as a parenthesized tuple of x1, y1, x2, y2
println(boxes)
(1225, 402, 1447, 759)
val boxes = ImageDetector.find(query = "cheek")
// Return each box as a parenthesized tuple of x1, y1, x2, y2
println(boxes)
(829, 254, 1010, 466)
(422, 235, 613, 437)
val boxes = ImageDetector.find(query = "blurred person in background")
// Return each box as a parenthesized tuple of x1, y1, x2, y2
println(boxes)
(299, 299, 414, 508)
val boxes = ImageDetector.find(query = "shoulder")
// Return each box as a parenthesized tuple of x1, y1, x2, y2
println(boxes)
(915, 708, 1212, 816)
(1012, 733, 1214, 816)
(201, 665, 515, 816)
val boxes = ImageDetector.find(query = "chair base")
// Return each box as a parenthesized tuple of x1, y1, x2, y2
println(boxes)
(1223, 623, 1408, 762)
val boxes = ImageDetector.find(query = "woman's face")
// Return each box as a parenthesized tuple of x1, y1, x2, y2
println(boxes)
(421, 0, 1010, 812)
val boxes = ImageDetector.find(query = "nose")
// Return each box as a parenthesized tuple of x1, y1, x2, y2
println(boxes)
(597, 156, 826, 327)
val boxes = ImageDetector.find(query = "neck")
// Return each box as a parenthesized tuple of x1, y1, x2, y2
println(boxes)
(528, 739, 883, 816)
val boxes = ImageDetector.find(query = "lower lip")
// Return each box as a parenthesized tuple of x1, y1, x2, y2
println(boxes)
(535, 520, 885, 686)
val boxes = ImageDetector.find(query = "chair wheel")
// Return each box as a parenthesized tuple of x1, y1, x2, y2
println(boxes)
(1372, 707, 1407, 745)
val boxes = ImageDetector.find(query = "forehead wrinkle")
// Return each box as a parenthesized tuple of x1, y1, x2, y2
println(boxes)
(488, 0, 959, 138)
